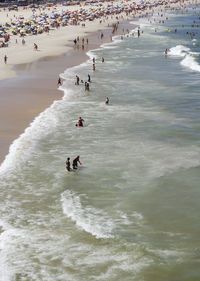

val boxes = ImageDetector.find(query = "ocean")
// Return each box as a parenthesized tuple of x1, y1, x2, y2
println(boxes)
(1, 5, 200, 281)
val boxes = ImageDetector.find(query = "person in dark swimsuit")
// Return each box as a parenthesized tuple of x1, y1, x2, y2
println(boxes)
(105, 97, 109, 105)
(72, 156, 82, 170)
(76, 117, 84, 127)
(66, 157, 71, 172)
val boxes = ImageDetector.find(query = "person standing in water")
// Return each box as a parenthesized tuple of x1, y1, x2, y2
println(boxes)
(57, 77, 62, 86)
(85, 82, 90, 91)
(73, 156, 82, 170)
(105, 97, 109, 105)
(76, 75, 80, 85)
(66, 157, 71, 172)
(137, 28, 140, 38)
(76, 117, 84, 127)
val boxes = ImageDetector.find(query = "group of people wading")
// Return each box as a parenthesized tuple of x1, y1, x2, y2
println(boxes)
(65, 55, 109, 172)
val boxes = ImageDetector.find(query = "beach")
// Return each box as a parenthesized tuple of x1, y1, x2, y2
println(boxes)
(1, 0, 200, 280)
(0, 0, 195, 163)
(0, 1, 136, 163)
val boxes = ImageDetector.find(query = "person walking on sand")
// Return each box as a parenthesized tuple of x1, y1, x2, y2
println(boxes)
(72, 156, 82, 170)
(4, 55, 7, 64)
(66, 157, 71, 172)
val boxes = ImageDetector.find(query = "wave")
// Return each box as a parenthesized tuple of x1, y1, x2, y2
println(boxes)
(61, 190, 114, 239)
(0, 99, 62, 176)
(168, 45, 200, 72)
(181, 54, 200, 72)
(168, 45, 190, 57)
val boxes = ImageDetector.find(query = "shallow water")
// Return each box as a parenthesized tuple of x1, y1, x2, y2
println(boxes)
(1, 6, 200, 281)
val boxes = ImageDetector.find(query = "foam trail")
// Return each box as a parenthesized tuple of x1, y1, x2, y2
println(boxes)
(61, 190, 114, 239)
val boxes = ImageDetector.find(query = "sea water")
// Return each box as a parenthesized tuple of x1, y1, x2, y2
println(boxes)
(1, 6, 200, 281)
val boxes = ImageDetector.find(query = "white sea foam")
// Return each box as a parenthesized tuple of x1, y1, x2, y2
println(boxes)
(102, 45, 119, 49)
(116, 211, 144, 227)
(0, 100, 61, 176)
(86, 50, 98, 60)
(95, 255, 151, 280)
(148, 248, 186, 262)
(61, 190, 114, 238)
(167, 45, 200, 72)
(0, 221, 20, 281)
(181, 54, 200, 72)
(99, 37, 122, 50)
(168, 45, 190, 57)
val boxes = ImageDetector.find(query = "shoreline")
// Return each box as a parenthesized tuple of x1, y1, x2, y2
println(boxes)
(0, 0, 197, 164)
(0, 18, 133, 164)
